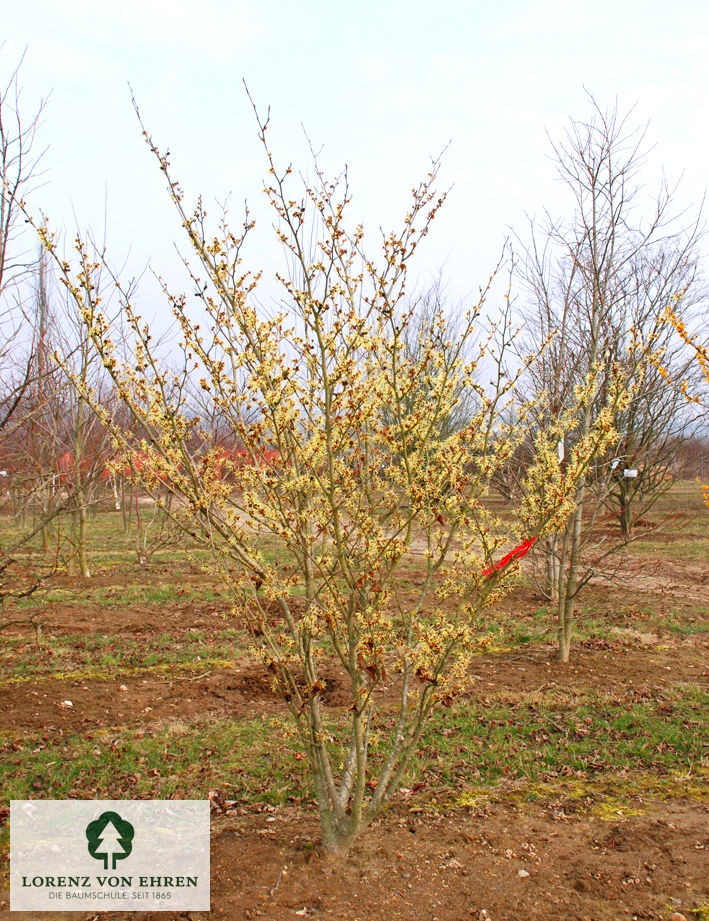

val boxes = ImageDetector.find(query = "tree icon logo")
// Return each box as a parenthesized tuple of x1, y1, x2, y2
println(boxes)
(85, 811, 134, 870)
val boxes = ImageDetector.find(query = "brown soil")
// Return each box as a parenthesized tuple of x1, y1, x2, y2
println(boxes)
(2, 551, 708, 920)
(0, 666, 280, 733)
(2, 799, 708, 921)
(616, 556, 709, 607)
(8, 599, 234, 636)
(2, 637, 706, 735)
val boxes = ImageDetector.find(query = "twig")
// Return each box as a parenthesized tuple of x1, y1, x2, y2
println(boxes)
(268, 867, 284, 897)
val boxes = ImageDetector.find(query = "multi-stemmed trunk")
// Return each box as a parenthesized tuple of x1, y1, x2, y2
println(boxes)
(303, 691, 426, 855)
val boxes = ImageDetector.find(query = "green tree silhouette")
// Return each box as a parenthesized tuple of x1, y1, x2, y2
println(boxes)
(85, 811, 134, 870)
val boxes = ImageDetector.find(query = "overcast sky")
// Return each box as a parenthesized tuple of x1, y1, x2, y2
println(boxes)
(4, 0, 709, 320)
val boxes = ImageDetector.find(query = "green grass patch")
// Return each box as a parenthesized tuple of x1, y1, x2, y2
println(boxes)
(9, 581, 227, 610)
(1, 713, 303, 805)
(3, 682, 705, 813)
(417, 683, 708, 787)
(0, 629, 248, 683)
(659, 609, 709, 636)
(627, 538, 709, 561)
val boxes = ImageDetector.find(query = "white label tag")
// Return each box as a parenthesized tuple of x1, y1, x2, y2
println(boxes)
(10, 800, 210, 911)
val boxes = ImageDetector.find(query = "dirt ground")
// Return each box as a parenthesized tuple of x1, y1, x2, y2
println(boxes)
(1, 633, 707, 735)
(2, 798, 708, 921)
(1, 546, 708, 920)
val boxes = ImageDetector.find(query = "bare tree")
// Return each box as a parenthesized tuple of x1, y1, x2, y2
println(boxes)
(514, 96, 705, 661)
(393, 278, 482, 441)
(598, 243, 704, 536)
(0, 54, 53, 618)
(51, 253, 119, 579)
(0, 51, 46, 446)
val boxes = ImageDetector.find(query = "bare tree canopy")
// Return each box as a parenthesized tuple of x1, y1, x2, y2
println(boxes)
(511, 96, 706, 660)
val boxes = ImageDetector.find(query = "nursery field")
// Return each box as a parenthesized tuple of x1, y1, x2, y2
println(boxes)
(0, 482, 707, 921)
